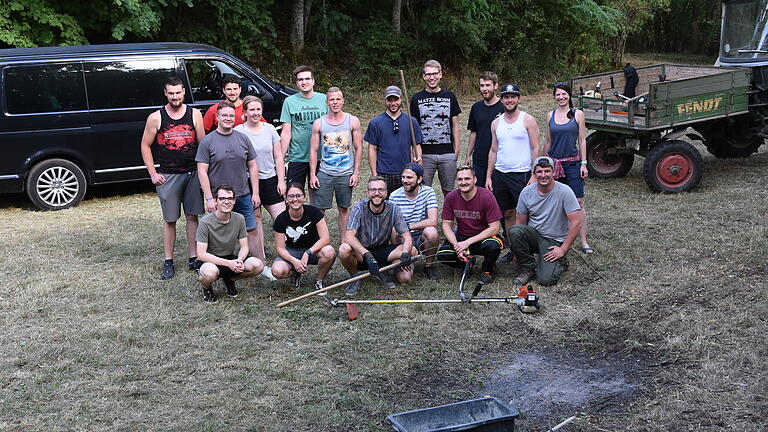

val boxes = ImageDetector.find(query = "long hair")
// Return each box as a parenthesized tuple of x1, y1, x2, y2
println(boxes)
(554, 82, 575, 117)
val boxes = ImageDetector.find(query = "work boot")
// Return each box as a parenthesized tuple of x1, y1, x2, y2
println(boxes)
(423, 265, 439, 281)
(161, 260, 175, 280)
(513, 270, 535, 286)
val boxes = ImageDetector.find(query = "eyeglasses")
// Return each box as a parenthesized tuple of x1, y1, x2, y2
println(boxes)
(219, 114, 236, 119)
(423, 72, 440, 77)
(367, 187, 387, 194)
(286, 194, 304, 200)
(392, 120, 399, 134)
(217, 196, 235, 202)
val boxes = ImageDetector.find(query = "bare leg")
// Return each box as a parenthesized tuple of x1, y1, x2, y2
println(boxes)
(252, 209, 266, 261)
(198, 263, 220, 289)
(232, 257, 264, 280)
(271, 260, 294, 279)
(264, 202, 286, 220)
(184, 214, 198, 258)
(339, 242, 362, 275)
(419, 226, 439, 266)
(503, 209, 516, 243)
(247, 229, 260, 262)
(316, 245, 337, 280)
(578, 196, 591, 250)
(337, 206, 349, 244)
(163, 220, 177, 260)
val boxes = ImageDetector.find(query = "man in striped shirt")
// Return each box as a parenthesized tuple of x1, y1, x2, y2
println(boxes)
(388, 163, 440, 281)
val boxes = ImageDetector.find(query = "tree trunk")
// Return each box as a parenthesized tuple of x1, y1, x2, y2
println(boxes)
(391, 0, 402, 34)
(291, 0, 305, 54)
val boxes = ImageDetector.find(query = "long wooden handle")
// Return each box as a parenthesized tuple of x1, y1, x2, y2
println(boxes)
(276, 255, 423, 308)
(400, 69, 418, 150)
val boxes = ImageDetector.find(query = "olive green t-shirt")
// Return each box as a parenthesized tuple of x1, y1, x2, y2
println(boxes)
(195, 211, 247, 257)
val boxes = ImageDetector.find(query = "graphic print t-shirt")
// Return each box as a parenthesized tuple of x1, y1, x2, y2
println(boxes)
(410, 89, 461, 155)
(319, 113, 354, 176)
(280, 93, 327, 163)
(154, 106, 198, 174)
(273, 205, 324, 249)
(442, 187, 502, 237)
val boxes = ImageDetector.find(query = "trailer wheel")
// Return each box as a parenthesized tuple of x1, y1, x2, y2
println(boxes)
(586, 132, 634, 178)
(25, 158, 87, 210)
(643, 140, 703, 193)
(704, 135, 763, 158)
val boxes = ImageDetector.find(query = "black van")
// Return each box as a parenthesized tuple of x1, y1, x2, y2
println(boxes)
(0, 42, 295, 210)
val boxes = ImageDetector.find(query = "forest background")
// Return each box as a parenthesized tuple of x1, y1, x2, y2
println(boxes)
(0, 0, 722, 89)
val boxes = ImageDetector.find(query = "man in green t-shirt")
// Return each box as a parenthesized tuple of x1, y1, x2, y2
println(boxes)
(280, 65, 327, 193)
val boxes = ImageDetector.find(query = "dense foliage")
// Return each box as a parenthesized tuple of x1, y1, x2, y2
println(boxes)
(1, 0, 675, 88)
(628, 0, 721, 57)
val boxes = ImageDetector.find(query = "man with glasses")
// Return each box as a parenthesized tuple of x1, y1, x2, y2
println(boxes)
(272, 183, 337, 291)
(437, 166, 504, 284)
(410, 60, 462, 197)
(203, 74, 247, 132)
(339, 177, 415, 295)
(195, 184, 265, 303)
(280, 65, 327, 191)
(196, 101, 261, 260)
(365, 86, 423, 196)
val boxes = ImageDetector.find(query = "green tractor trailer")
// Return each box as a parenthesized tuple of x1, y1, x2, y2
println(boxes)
(574, 0, 768, 193)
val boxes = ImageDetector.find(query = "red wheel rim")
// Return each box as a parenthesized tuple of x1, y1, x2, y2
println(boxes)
(590, 142, 622, 174)
(655, 153, 692, 187)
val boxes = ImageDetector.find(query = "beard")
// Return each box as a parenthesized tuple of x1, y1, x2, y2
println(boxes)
(505, 105, 517, 114)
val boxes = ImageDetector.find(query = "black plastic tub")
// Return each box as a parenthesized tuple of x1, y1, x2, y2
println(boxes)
(387, 397, 519, 432)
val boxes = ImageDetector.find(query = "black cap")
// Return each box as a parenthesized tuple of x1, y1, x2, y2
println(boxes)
(500, 83, 521, 96)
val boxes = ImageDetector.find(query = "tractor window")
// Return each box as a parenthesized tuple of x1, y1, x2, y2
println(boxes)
(722, 0, 768, 60)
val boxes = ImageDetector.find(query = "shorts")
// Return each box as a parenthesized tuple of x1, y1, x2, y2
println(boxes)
(313, 171, 352, 209)
(286, 161, 310, 188)
(558, 162, 585, 198)
(274, 247, 320, 265)
(195, 254, 238, 279)
(233, 194, 257, 230)
(491, 170, 530, 211)
(473, 163, 488, 189)
(379, 173, 402, 196)
(422, 153, 457, 192)
(156, 171, 203, 221)
(259, 175, 284, 206)
(356, 244, 399, 271)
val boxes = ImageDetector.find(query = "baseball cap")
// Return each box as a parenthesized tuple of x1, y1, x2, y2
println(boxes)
(385, 86, 402, 98)
(532, 156, 554, 170)
(500, 83, 521, 96)
(403, 162, 426, 183)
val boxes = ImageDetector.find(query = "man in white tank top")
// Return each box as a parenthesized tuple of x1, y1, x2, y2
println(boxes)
(486, 83, 540, 247)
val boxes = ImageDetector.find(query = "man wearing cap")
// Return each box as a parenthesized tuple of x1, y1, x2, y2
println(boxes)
(388, 163, 440, 280)
(365, 86, 423, 196)
(486, 83, 540, 248)
(466, 71, 504, 189)
(410, 60, 462, 197)
(509, 156, 584, 286)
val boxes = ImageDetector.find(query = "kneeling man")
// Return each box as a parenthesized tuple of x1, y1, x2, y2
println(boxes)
(509, 156, 583, 286)
(196, 185, 265, 303)
(339, 177, 415, 295)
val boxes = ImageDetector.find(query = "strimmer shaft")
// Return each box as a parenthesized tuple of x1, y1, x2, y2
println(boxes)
(331, 298, 524, 305)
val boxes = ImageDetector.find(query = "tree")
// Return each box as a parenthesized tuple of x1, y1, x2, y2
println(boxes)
(291, 0, 314, 55)
(608, 0, 671, 65)
(392, 0, 402, 33)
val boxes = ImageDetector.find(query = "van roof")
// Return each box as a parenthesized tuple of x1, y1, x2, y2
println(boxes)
(0, 42, 227, 62)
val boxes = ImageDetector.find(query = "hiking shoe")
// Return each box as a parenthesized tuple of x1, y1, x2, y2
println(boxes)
(345, 279, 361, 296)
(378, 270, 396, 289)
(203, 288, 217, 304)
(262, 265, 277, 281)
(513, 270, 535, 286)
(314, 279, 327, 296)
(423, 266, 439, 281)
(161, 261, 175, 280)
(188, 257, 198, 271)
(479, 272, 494, 285)
(223, 278, 238, 297)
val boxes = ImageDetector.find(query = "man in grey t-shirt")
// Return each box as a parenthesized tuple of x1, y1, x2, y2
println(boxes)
(509, 156, 583, 286)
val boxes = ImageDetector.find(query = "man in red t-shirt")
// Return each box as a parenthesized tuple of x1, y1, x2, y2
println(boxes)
(437, 165, 504, 283)
(203, 74, 247, 132)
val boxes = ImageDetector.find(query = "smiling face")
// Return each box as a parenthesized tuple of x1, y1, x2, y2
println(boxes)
(386, 95, 402, 114)
(423, 66, 442, 91)
(554, 87, 570, 108)
(164, 84, 185, 108)
(455, 168, 477, 194)
(367, 180, 387, 206)
(223, 83, 241, 103)
(533, 164, 554, 187)
(243, 100, 263, 124)
(479, 78, 498, 102)
(295, 71, 314, 94)
(285, 186, 305, 210)
(401, 169, 421, 193)
(502, 93, 520, 113)
(215, 188, 236, 214)
(217, 106, 236, 131)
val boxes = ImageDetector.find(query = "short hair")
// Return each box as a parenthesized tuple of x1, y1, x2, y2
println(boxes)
(368, 176, 386, 186)
(455, 165, 476, 176)
(217, 100, 236, 112)
(164, 76, 184, 88)
(221, 74, 241, 88)
(242, 95, 263, 111)
(424, 59, 442, 72)
(214, 184, 235, 198)
(286, 182, 305, 195)
(479, 71, 498, 85)
(293, 65, 313, 79)
(326, 86, 342, 96)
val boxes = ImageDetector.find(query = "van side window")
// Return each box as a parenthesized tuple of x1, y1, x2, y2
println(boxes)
(184, 59, 266, 102)
(4, 63, 86, 114)
(85, 59, 176, 109)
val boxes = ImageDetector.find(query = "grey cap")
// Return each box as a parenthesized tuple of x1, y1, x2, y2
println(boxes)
(385, 86, 402, 98)
(532, 156, 554, 170)
(500, 83, 521, 96)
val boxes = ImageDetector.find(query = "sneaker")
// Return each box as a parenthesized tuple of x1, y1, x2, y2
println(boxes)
(378, 270, 396, 289)
(223, 278, 238, 297)
(513, 270, 535, 286)
(161, 261, 175, 280)
(479, 272, 494, 285)
(262, 265, 277, 281)
(203, 288, 217, 303)
(345, 279, 361, 296)
(291, 273, 301, 289)
(188, 257, 198, 271)
(314, 279, 327, 296)
(423, 266, 439, 281)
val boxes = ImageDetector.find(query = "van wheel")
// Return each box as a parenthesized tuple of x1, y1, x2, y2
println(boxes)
(26, 159, 87, 210)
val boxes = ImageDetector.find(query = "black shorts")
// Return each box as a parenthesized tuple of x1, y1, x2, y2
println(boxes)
(286, 162, 310, 188)
(259, 175, 284, 206)
(492, 170, 530, 211)
(195, 254, 239, 279)
(356, 244, 399, 271)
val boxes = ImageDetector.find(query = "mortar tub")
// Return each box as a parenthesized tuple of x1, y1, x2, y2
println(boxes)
(387, 397, 519, 432)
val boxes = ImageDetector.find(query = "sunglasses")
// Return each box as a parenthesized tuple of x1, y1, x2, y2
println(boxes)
(392, 120, 399, 134)
(554, 81, 569, 87)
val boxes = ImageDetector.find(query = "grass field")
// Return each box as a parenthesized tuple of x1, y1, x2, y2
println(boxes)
(1, 90, 767, 431)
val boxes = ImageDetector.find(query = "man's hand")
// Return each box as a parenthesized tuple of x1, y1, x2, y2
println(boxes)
(363, 252, 379, 276)
(454, 240, 472, 256)
(527, 175, 536, 185)
(349, 173, 359, 187)
(543, 245, 566, 262)
(277, 181, 286, 196)
(309, 175, 320, 189)
(485, 178, 493, 191)
(229, 259, 245, 273)
(400, 252, 412, 266)
(252, 194, 261, 209)
(292, 257, 308, 274)
(150, 173, 166, 185)
(413, 156, 422, 164)
(205, 198, 216, 212)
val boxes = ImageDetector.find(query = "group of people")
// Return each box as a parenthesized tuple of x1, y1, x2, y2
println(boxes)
(140, 60, 591, 303)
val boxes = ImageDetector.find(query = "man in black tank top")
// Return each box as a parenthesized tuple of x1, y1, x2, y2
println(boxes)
(140, 76, 206, 280)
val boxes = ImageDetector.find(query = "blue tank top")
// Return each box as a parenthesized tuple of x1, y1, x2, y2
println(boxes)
(548, 109, 579, 159)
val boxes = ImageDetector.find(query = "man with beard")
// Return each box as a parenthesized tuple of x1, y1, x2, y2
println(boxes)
(486, 84, 540, 244)
(203, 74, 246, 132)
(365, 86, 423, 196)
(388, 163, 439, 280)
(465, 71, 504, 189)
(339, 177, 415, 295)
(509, 157, 583, 286)
(140, 76, 206, 280)
(437, 166, 503, 284)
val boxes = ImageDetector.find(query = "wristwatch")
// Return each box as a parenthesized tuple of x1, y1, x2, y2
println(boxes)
(305, 249, 313, 257)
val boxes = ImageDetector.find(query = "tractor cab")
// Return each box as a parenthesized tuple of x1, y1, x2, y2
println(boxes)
(720, 0, 768, 67)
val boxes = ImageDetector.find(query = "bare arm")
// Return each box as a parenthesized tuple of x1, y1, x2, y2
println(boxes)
(309, 119, 321, 188)
(280, 122, 292, 159)
(197, 162, 215, 212)
(197, 241, 237, 268)
(343, 228, 369, 256)
(465, 131, 477, 166)
(543, 210, 583, 262)
(486, 118, 499, 189)
(139, 111, 163, 184)
(237, 236, 249, 262)
(515, 211, 529, 226)
(526, 114, 541, 160)
(413, 143, 422, 164)
(441, 219, 458, 247)
(543, 111, 553, 155)
(272, 136, 286, 195)
(367, 143, 378, 176)
(192, 108, 205, 144)
(576, 110, 588, 179)
(452, 115, 461, 157)
(312, 217, 332, 252)
(400, 231, 413, 257)
(247, 159, 260, 208)
(350, 116, 363, 187)
(460, 220, 500, 250)
(409, 207, 437, 231)
(275, 232, 293, 261)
